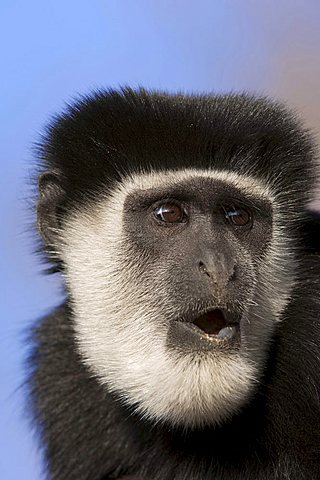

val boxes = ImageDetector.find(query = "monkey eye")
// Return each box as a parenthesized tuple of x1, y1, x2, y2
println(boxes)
(224, 207, 252, 227)
(154, 202, 186, 224)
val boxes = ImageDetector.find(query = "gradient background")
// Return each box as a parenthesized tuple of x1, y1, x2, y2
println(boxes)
(1, 1, 320, 478)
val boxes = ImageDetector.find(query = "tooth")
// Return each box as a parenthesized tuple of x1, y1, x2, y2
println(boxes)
(217, 326, 235, 340)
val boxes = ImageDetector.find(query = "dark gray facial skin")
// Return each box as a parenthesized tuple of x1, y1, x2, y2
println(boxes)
(122, 177, 273, 358)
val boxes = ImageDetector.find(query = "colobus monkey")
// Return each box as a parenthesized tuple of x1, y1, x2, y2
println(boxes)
(29, 88, 320, 480)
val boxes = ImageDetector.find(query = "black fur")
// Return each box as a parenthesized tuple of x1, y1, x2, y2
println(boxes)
(28, 88, 320, 479)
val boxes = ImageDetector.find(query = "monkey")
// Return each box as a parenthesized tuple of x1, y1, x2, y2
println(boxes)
(28, 88, 320, 480)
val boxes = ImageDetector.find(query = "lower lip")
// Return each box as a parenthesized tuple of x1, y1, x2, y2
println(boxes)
(182, 322, 240, 344)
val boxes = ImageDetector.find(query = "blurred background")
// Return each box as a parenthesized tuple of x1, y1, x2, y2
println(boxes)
(1, 1, 320, 478)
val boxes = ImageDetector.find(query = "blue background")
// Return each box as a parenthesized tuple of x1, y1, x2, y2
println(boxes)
(1, 1, 320, 478)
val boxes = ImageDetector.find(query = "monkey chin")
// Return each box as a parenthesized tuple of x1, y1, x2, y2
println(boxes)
(128, 348, 257, 430)
(121, 318, 255, 429)
(127, 310, 258, 429)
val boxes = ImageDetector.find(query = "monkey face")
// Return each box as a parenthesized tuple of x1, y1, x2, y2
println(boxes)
(58, 168, 295, 428)
(122, 174, 273, 354)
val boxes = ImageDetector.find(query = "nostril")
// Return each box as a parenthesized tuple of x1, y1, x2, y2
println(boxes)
(198, 260, 237, 283)
(198, 261, 211, 278)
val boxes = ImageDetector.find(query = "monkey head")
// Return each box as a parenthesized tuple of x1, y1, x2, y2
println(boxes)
(37, 89, 316, 428)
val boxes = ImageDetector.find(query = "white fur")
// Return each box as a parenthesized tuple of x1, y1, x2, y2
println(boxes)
(59, 168, 292, 427)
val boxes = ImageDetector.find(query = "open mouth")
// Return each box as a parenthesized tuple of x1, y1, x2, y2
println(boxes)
(185, 308, 240, 343)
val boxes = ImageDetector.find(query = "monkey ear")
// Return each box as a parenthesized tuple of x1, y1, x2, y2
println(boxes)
(300, 210, 320, 255)
(37, 171, 65, 245)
